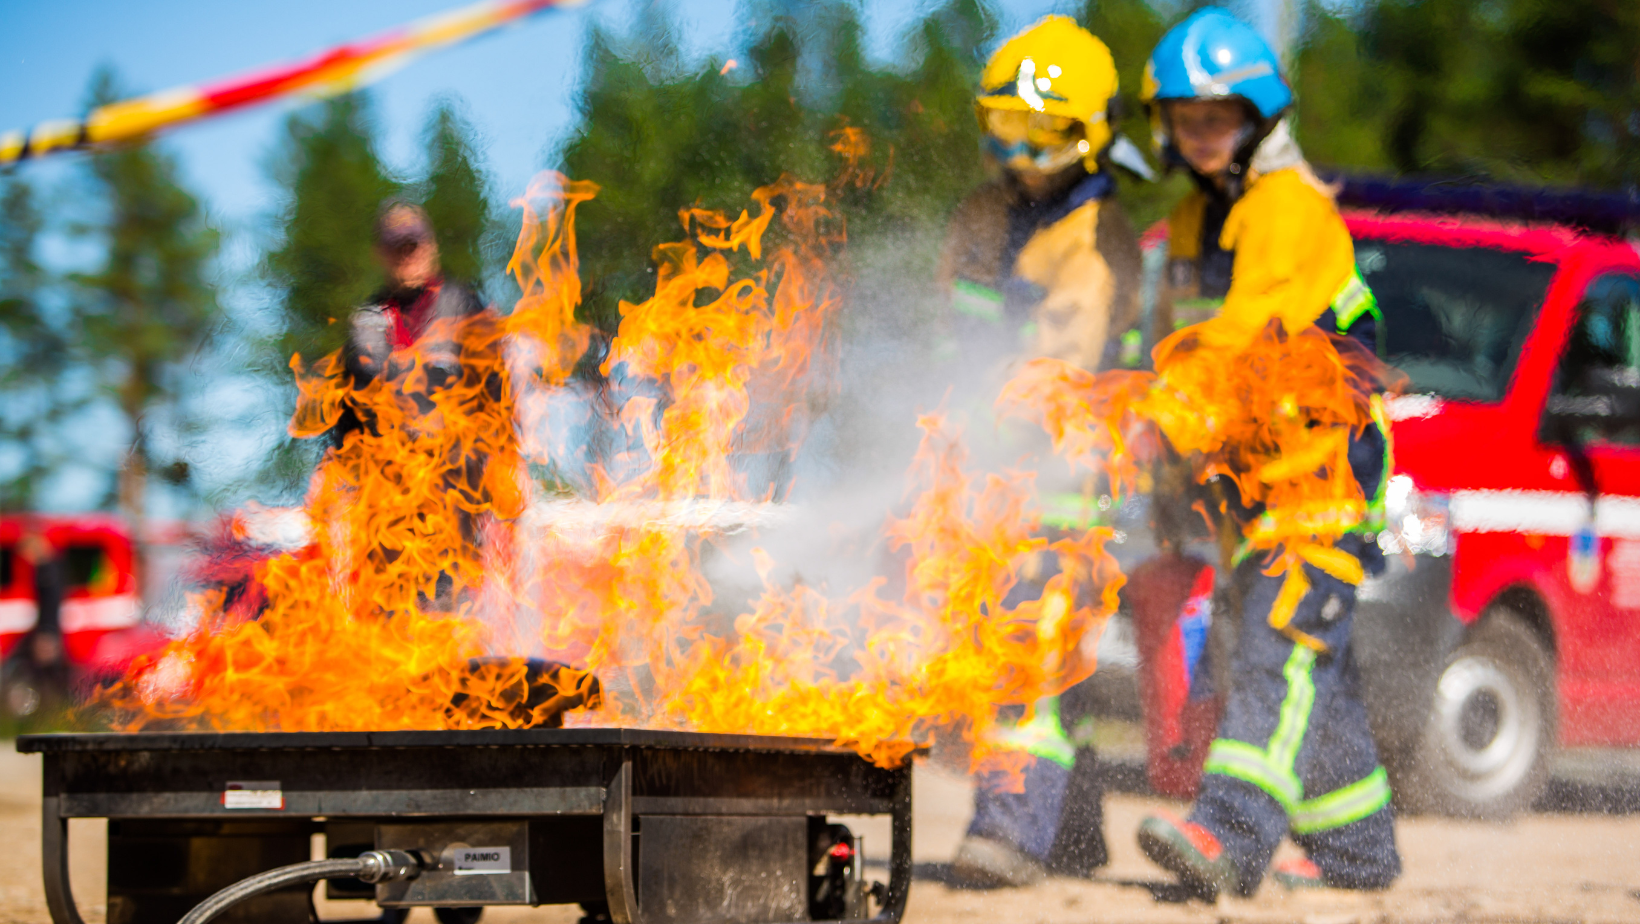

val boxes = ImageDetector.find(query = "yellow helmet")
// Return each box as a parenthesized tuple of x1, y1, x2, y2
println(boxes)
(977, 16, 1119, 175)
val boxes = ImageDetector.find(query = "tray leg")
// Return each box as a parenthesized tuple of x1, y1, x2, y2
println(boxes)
(879, 764, 913, 924)
(602, 750, 639, 924)
(41, 796, 87, 924)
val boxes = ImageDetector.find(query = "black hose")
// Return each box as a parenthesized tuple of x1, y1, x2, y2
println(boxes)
(177, 851, 423, 924)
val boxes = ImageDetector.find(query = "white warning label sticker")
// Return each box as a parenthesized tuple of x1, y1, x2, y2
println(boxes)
(222, 781, 283, 810)
(453, 846, 512, 875)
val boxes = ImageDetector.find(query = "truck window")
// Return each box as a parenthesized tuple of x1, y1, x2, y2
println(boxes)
(1545, 273, 1640, 448)
(0, 546, 12, 591)
(1356, 242, 1556, 401)
(65, 543, 114, 595)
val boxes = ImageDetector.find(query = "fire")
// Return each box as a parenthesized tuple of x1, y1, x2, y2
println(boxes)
(99, 149, 1123, 772)
(1001, 317, 1399, 643)
(638, 415, 1122, 767)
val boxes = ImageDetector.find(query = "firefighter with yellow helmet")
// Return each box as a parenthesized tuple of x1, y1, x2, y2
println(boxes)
(939, 15, 1146, 888)
(938, 15, 1144, 377)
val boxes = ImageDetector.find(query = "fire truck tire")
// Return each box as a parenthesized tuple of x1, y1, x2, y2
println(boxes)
(1390, 607, 1554, 818)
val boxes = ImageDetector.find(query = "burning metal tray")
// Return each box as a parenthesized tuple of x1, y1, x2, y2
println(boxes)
(20, 728, 912, 924)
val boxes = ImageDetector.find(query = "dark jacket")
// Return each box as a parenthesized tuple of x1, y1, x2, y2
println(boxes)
(331, 278, 489, 448)
(938, 167, 1143, 372)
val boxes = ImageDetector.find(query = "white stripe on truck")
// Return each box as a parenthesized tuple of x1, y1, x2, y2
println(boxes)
(1451, 490, 1640, 538)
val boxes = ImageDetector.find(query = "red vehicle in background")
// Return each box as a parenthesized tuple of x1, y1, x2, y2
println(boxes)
(0, 515, 168, 718)
(1133, 177, 1640, 817)
(1343, 180, 1640, 817)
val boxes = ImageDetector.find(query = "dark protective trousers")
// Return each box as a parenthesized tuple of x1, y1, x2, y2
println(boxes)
(1189, 553, 1401, 893)
(966, 681, 1109, 874)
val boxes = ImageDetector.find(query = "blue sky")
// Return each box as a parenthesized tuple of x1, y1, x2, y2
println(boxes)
(0, 0, 1086, 226)
(0, 0, 1277, 515)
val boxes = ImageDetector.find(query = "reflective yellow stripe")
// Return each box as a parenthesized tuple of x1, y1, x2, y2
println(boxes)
(1039, 492, 1106, 530)
(1119, 328, 1143, 367)
(1201, 643, 1317, 811)
(1171, 297, 1224, 328)
(1360, 394, 1393, 533)
(1269, 646, 1317, 770)
(1330, 268, 1380, 331)
(995, 696, 1076, 769)
(952, 279, 1004, 322)
(1291, 767, 1392, 834)
(1203, 739, 1300, 809)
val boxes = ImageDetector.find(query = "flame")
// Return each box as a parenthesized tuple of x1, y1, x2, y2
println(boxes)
(636, 415, 1122, 768)
(1001, 317, 1399, 644)
(100, 154, 1122, 772)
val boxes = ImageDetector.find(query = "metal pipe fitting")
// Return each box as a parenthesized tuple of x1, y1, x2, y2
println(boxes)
(356, 849, 426, 884)
(177, 852, 425, 924)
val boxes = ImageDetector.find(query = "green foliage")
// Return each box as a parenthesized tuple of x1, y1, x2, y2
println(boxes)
(252, 93, 399, 496)
(72, 66, 220, 517)
(264, 93, 400, 369)
(420, 98, 493, 288)
(557, 0, 1000, 334)
(0, 177, 73, 511)
(1077, 0, 1195, 230)
(1351, 0, 1640, 185)
(1291, 1, 1391, 172)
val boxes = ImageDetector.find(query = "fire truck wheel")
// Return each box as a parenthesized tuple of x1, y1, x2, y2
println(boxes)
(1393, 607, 1554, 818)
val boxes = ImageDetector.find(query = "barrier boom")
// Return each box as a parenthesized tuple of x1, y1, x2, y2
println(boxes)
(1, 0, 585, 166)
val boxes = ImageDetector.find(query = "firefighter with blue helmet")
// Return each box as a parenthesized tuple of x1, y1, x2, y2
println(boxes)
(1131, 7, 1400, 898)
(937, 15, 1146, 888)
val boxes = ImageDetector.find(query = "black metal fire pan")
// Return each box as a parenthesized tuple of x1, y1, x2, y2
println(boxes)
(20, 728, 902, 819)
(20, 728, 916, 924)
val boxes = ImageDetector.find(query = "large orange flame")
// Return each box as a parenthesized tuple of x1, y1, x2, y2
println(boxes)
(1001, 317, 1399, 646)
(102, 153, 1122, 771)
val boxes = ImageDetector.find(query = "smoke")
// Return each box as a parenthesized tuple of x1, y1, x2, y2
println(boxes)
(100, 163, 1123, 766)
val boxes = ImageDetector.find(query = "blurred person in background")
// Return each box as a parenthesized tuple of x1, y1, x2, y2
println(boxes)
(332, 200, 492, 446)
(937, 15, 1146, 888)
(315, 201, 504, 613)
(7, 530, 65, 717)
(1130, 7, 1398, 898)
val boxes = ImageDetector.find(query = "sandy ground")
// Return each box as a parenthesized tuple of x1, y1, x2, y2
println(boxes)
(1, 746, 1637, 924)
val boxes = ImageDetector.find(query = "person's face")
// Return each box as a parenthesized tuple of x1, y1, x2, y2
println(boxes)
(1013, 165, 1065, 200)
(379, 239, 439, 288)
(1167, 99, 1248, 177)
(376, 209, 440, 288)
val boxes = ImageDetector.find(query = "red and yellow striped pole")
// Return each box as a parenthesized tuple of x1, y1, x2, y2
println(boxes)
(1, 0, 586, 165)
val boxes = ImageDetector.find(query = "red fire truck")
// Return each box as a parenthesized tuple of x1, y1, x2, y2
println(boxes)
(0, 515, 167, 717)
(1133, 179, 1640, 818)
(1347, 187, 1640, 817)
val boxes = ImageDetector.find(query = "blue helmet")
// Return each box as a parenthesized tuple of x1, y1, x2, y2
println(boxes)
(1141, 8, 1292, 122)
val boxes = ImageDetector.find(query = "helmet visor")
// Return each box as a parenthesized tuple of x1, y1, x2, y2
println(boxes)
(983, 109, 1088, 173)
(983, 108, 1080, 149)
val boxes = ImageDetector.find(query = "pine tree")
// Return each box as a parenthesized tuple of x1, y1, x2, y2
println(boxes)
(264, 93, 400, 369)
(257, 92, 399, 493)
(1353, 0, 1639, 187)
(420, 98, 493, 289)
(556, 0, 994, 333)
(0, 177, 71, 512)
(1485, 0, 1639, 187)
(1291, 1, 1393, 173)
(71, 66, 220, 572)
(1077, 0, 1193, 231)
